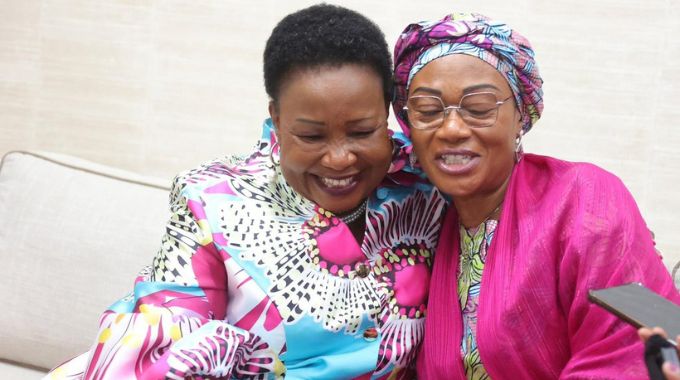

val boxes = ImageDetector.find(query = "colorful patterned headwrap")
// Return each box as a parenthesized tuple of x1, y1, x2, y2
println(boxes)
(393, 12, 544, 136)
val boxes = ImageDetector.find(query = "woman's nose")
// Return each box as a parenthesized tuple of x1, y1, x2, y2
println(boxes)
(321, 142, 357, 170)
(437, 110, 472, 139)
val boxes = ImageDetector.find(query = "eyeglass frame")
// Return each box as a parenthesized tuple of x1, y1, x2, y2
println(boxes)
(402, 91, 513, 130)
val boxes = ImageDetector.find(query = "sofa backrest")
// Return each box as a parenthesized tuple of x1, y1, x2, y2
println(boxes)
(0, 151, 171, 370)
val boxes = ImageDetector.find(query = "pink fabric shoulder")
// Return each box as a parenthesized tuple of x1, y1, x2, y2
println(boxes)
(418, 154, 680, 379)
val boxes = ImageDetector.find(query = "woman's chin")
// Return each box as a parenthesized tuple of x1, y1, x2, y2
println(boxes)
(431, 178, 478, 199)
(318, 199, 364, 214)
(313, 192, 367, 215)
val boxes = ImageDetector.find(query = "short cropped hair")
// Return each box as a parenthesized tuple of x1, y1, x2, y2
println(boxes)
(263, 4, 392, 105)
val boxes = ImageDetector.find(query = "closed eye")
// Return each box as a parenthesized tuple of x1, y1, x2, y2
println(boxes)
(350, 129, 376, 138)
(418, 110, 443, 117)
(465, 108, 494, 117)
(296, 135, 324, 143)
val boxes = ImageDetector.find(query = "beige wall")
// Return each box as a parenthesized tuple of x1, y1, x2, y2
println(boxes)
(2, 0, 679, 267)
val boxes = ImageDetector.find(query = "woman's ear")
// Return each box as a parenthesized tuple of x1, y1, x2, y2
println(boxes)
(268, 101, 279, 130)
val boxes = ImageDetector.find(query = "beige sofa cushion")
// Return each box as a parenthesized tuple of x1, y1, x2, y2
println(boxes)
(0, 151, 171, 371)
(0, 360, 46, 378)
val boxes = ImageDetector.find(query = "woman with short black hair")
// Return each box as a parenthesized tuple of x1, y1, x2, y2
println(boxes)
(46, 4, 445, 379)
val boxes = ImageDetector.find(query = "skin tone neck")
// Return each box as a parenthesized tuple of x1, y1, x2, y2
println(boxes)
(454, 171, 511, 228)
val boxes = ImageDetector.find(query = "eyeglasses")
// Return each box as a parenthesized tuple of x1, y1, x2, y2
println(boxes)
(403, 92, 512, 130)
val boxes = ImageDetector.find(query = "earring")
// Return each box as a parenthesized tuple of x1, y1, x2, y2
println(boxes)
(390, 137, 398, 158)
(409, 151, 418, 167)
(514, 131, 524, 163)
(269, 141, 280, 166)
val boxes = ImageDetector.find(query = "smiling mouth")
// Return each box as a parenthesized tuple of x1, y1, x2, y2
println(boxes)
(441, 154, 474, 165)
(319, 176, 357, 188)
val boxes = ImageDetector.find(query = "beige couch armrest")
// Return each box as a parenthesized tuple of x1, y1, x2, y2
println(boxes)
(0, 151, 171, 370)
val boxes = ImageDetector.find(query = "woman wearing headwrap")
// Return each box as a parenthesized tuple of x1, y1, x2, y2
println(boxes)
(393, 12, 680, 379)
(44, 5, 446, 379)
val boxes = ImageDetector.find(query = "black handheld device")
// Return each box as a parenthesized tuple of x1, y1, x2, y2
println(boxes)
(588, 282, 680, 346)
(589, 283, 680, 379)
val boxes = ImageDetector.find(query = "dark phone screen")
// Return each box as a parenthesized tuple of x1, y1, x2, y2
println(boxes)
(588, 283, 680, 344)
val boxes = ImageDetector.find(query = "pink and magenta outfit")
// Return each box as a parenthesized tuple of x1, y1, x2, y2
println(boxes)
(46, 119, 447, 380)
(419, 154, 680, 379)
(392, 11, 680, 380)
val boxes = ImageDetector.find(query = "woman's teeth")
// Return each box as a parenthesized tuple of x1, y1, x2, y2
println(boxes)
(321, 177, 354, 188)
(442, 154, 472, 165)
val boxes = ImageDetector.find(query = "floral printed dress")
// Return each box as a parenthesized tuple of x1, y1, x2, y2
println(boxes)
(458, 219, 497, 380)
(45, 119, 447, 380)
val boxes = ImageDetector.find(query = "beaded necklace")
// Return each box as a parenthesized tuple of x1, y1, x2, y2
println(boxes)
(338, 199, 367, 224)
